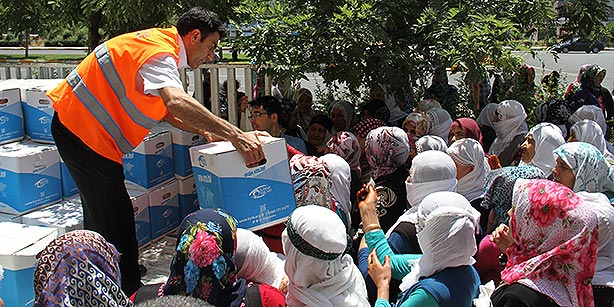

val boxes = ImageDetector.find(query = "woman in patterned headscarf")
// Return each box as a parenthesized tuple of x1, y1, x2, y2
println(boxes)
(552, 142, 614, 306)
(133, 209, 285, 306)
(566, 64, 614, 121)
(491, 179, 599, 307)
(353, 118, 387, 183)
(364, 126, 410, 232)
(34, 230, 133, 307)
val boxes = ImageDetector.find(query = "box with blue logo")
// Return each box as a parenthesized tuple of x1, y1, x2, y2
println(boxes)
(22, 80, 62, 144)
(123, 131, 174, 190)
(0, 141, 62, 214)
(149, 179, 180, 240)
(128, 189, 151, 247)
(21, 196, 83, 235)
(0, 222, 59, 307)
(177, 175, 198, 220)
(152, 123, 206, 179)
(0, 86, 24, 145)
(190, 138, 295, 231)
(60, 158, 78, 198)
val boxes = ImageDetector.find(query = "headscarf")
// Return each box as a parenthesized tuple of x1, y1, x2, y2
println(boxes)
(489, 100, 528, 156)
(399, 192, 479, 291)
(414, 99, 441, 113)
(320, 154, 352, 228)
(576, 191, 614, 288)
(162, 209, 245, 307)
(329, 101, 356, 132)
(569, 105, 608, 137)
(415, 135, 448, 154)
(481, 166, 545, 227)
(476, 103, 497, 129)
(447, 138, 490, 202)
(282, 205, 369, 307)
(580, 64, 606, 93)
(386, 151, 457, 237)
(293, 88, 313, 104)
(365, 127, 410, 179)
(502, 179, 598, 307)
(569, 119, 614, 163)
(402, 112, 425, 131)
(518, 123, 565, 177)
(235, 228, 285, 289)
(326, 131, 362, 177)
(565, 64, 592, 100)
(34, 230, 133, 307)
(450, 118, 482, 143)
(289, 155, 335, 211)
(309, 114, 333, 133)
(352, 118, 387, 139)
(553, 142, 614, 193)
(424, 107, 453, 141)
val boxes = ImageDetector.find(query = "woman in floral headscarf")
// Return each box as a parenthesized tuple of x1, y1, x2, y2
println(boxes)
(353, 118, 388, 183)
(552, 142, 614, 306)
(491, 179, 599, 307)
(364, 126, 410, 232)
(34, 230, 133, 307)
(133, 209, 285, 307)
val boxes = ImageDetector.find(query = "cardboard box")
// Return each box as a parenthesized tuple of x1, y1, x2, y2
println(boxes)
(128, 189, 151, 248)
(123, 131, 174, 190)
(190, 138, 295, 231)
(0, 141, 61, 214)
(22, 80, 62, 144)
(149, 180, 180, 240)
(152, 123, 206, 178)
(0, 222, 59, 307)
(177, 175, 198, 220)
(60, 159, 78, 198)
(0, 87, 24, 145)
(21, 197, 83, 235)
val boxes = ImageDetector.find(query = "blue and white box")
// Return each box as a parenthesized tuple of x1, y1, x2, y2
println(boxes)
(149, 180, 180, 240)
(0, 141, 61, 214)
(22, 80, 61, 144)
(152, 123, 206, 178)
(60, 158, 78, 198)
(21, 197, 83, 235)
(0, 222, 59, 307)
(190, 138, 296, 231)
(123, 131, 174, 190)
(177, 175, 198, 219)
(0, 86, 24, 145)
(129, 189, 151, 247)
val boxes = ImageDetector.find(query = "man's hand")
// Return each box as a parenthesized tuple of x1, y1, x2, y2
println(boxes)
(229, 130, 271, 167)
(368, 250, 391, 302)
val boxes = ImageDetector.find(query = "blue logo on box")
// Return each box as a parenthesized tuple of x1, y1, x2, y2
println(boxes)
(249, 184, 272, 199)
(34, 178, 49, 188)
(198, 155, 206, 167)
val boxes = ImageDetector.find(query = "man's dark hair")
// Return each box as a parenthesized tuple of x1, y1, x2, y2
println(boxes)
(177, 7, 227, 40)
(249, 95, 282, 116)
(136, 295, 214, 307)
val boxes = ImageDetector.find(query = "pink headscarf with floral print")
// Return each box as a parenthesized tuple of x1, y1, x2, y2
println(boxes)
(503, 179, 599, 307)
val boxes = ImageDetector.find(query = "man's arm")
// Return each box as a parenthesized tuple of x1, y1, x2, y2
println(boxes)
(159, 86, 268, 165)
(164, 113, 201, 134)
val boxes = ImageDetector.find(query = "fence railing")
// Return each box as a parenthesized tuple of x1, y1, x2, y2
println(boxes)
(0, 61, 267, 127)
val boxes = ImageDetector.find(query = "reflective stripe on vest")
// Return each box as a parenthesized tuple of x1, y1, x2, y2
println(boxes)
(94, 43, 157, 129)
(66, 70, 134, 154)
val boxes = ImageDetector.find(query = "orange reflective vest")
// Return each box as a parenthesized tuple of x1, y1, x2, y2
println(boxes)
(48, 27, 181, 164)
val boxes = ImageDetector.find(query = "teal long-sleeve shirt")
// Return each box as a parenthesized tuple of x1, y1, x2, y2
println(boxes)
(365, 230, 439, 307)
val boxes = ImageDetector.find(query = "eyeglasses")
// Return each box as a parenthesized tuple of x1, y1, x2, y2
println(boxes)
(248, 112, 269, 119)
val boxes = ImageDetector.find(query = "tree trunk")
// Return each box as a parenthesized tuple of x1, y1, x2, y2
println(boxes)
(88, 10, 103, 52)
(22, 31, 29, 58)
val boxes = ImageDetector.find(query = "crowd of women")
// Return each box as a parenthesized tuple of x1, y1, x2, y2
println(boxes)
(29, 63, 614, 307)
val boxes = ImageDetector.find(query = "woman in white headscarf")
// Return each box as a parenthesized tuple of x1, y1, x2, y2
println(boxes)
(488, 100, 528, 166)
(320, 153, 353, 232)
(476, 103, 498, 153)
(329, 101, 357, 135)
(415, 135, 448, 154)
(235, 228, 287, 292)
(361, 189, 480, 307)
(552, 142, 614, 306)
(424, 108, 453, 142)
(447, 138, 491, 214)
(568, 119, 614, 164)
(282, 205, 369, 307)
(518, 123, 565, 178)
(569, 104, 608, 137)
